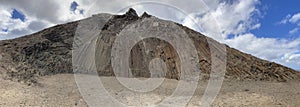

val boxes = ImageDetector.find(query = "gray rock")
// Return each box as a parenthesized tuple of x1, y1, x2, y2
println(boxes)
(0, 8, 299, 84)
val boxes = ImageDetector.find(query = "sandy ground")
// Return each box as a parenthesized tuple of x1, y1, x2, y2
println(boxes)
(0, 74, 299, 107)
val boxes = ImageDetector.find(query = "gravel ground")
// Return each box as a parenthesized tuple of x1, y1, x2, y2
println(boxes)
(0, 74, 299, 107)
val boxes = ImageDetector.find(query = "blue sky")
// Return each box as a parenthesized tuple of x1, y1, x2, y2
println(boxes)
(0, 0, 299, 70)
(252, 0, 300, 39)
(249, 0, 300, 69)
(11, 9, 26, 22)
(70, 1, 79, 12)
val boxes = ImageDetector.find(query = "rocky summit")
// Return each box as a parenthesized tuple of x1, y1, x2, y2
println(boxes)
(0, 8, 299, 84)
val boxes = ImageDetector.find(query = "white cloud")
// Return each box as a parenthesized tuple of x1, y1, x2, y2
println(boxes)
(183, 0, 260, 41)
(0, 9, 11, 35)
(251, 23, 261, 30)
(0, 0, 222, 39)
(0, 0, 148, 39)
(289, 28, 299, 34)
(1, 0, 61, 23)
(0, 0, 87, 39)
(280, 12, 300, 36)
(225, 34, 300, 60)
(225, 33, 300, 69)
(0, 7, 33, 39)
(279, 14, 291, 24)
(280, 12, 300, 25)
(182, 0, 300, 69)
(285, 54, 300, 64)
(289, 13, 300, 24)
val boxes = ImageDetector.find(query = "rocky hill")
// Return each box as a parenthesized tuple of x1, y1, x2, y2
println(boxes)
(0, 8, 299, 84)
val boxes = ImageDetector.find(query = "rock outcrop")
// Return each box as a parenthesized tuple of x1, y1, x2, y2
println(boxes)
(0, 8, 299, 84)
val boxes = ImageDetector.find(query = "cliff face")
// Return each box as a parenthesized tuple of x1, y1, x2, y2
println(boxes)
(0, 9, 299, 84)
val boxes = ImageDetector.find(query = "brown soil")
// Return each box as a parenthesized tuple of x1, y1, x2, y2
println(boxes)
(1, 74, 299, 107)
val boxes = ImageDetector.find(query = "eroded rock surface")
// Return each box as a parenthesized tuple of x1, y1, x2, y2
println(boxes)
(0, 8, 299, 84)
